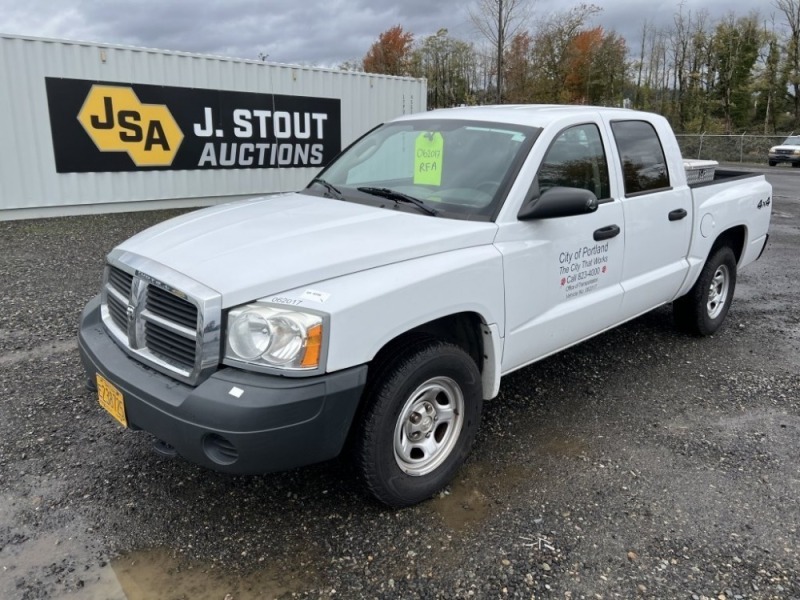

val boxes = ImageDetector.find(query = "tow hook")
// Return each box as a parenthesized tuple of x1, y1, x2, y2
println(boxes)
(152, 438, 178, 458)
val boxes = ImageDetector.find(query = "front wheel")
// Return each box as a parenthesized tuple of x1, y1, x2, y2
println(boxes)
(768, 160, 777, 167)
(674, 246, 737, 336)
(354, 340, 483, 507)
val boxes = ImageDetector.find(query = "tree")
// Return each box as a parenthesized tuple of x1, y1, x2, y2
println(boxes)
(669, 3, 693, 128)
(563, 27, 604, 103)
(754, 29, 786, 132)
(411, 29, 478, 108)
(636, 25, 669, 113)
(469, 0, 532, 103)
(528, 3, 602, 103)
(711, 14, 762, 132)
(338, 59, 363, 72)
(557, 26, 628, 105)
(503, 32, 535, 102)
(363, 25, 415, 76)
(632, 20, 653, 109)
(662, 6, 713, 130)
(775, 0, 800, 125)
(686, 12, 713, 131)
(589, 30, 629, 105)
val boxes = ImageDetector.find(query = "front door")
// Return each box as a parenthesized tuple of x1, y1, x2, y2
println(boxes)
(497, 122, 625, 373)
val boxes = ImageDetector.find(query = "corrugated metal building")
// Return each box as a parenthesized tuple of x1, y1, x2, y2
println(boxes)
(0, 34, 426, 220)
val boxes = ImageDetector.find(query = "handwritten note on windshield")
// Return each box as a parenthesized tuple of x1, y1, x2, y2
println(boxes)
(414, 132, 444, 186)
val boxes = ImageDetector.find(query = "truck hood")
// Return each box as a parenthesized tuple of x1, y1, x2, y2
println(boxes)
(769, 145, 800, 152)
(117, 192, 498, 307)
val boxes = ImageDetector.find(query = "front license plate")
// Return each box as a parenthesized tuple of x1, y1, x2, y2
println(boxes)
(96, 373, 127, 428)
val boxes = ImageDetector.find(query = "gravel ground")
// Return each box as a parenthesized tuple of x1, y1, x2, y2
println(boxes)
(0, 171, 798, 600)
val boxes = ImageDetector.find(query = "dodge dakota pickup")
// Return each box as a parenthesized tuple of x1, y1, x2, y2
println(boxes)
(79, 105, 772, 507)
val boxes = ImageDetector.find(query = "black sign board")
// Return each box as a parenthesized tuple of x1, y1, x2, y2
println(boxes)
(45, 77, 341, 173)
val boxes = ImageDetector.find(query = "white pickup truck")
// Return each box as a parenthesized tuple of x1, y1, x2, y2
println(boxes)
(79, 105, 772, 507)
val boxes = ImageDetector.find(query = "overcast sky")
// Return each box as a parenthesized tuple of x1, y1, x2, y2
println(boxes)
(0, 0, 778, 67)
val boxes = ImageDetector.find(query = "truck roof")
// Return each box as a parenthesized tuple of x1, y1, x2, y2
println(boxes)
(397, 104, 659, 129)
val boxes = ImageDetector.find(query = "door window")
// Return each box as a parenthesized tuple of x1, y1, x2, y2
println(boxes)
(610, 120, 670, 195)
(537, 124, 610, 200)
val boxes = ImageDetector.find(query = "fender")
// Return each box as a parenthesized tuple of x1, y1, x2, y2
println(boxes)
(675, 174, 771, 298)
(267, 245, 506, 398)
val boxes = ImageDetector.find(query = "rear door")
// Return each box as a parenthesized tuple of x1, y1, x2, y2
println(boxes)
(609, 120, 692, 317)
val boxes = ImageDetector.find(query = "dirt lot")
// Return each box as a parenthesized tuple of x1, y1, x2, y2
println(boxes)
(1, 168, 798, 599)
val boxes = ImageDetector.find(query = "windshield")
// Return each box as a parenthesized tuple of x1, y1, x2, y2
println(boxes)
(783, 136, 800, 145)
(308, 119, 539, 220)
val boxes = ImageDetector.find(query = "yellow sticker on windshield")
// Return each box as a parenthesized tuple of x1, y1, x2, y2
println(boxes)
(414, 132, 444, 186)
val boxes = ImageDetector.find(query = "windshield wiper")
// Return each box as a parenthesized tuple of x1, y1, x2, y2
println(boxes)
(356, 186, 438, 216)
(310, 178, 344, 200)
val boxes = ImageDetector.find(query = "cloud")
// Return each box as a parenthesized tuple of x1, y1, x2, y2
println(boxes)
(0, 0, 765, 67)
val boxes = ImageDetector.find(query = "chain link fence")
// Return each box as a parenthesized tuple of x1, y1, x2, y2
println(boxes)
(675, 133, 794, 165)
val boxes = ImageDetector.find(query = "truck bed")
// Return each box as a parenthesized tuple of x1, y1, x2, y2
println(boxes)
(689, 168, 764, 189)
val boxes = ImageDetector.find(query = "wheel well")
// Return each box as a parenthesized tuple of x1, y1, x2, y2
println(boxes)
(368, 312, 485, 383)
(710, 225, 745, 264)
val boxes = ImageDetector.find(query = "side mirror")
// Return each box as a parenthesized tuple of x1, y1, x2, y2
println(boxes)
(518, 186, 599, 220)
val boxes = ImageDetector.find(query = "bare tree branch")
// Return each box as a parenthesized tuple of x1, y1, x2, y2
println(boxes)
(469, 0, 534, 102)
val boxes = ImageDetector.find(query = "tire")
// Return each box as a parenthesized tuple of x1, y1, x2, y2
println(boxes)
(354, 340, 483, 507)
(793, 162, 800, 168)
(768, 160, 777, 167)
(674, 246, 737, 336)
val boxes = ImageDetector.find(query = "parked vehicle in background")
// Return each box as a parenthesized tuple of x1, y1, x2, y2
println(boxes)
(79, 105, 772, 507)
(768, 135, 800, 166)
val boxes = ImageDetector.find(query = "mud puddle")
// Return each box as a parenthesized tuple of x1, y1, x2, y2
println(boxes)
(428, 426, 590, 530)
(74, 548, 317, 600)
(533, 431, 589, 458)
(428, 464, 494, 530)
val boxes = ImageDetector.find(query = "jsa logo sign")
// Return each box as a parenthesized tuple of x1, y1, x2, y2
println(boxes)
(77, 85, 184, 166)
(46, 77, 341, 173)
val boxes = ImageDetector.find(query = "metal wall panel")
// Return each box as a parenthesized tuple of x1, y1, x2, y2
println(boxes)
(0, 34, 426, 218)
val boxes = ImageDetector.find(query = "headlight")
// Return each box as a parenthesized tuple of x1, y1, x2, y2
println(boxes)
(225, 304, 324, 371)
(793, 149, 800, 155)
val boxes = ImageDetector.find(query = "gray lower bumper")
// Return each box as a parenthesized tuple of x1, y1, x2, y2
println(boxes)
(769, 154, 800, 164)
(78, 295, 367, 474)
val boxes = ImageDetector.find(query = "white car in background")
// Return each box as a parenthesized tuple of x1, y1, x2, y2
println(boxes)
(768, 135, 800, 167)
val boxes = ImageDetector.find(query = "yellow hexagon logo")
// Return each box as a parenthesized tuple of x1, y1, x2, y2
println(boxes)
(77, 85, 183, 167)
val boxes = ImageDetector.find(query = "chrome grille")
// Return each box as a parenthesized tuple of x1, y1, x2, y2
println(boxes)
(100, 251, 222, 385)
(108, 266, 133, 296)
(145, 320, 196, 370)
(106, 292, 128, 332)
(146, 285, 198, 329)
(106, 266, 133, 331)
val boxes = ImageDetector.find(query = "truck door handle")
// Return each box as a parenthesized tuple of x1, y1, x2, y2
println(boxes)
(593, 225, 620, 241)
(668, 208, 688, 221)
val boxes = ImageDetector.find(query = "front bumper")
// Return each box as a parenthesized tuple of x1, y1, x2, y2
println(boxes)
(768, 153, 800, 164)
(78, 295, 367, 474)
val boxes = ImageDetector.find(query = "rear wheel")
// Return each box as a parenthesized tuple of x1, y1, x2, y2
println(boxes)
(354, 340, 482, 507)
(674, 246, 737, 336)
